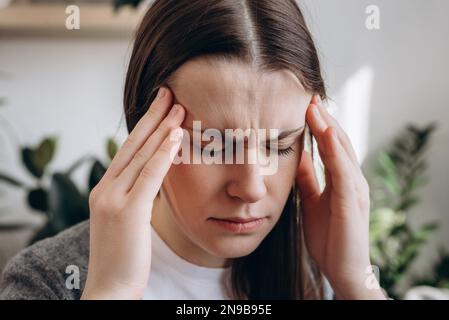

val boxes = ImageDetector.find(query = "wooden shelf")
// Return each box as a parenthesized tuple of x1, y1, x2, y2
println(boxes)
(0, 3, 147, 38)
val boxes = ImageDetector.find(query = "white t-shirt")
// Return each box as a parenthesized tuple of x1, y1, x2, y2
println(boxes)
(143, 225, 234, 300)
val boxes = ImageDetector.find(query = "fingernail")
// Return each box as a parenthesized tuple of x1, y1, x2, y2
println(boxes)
(157, 87, 167, 100)
(169, 104, 181, 117)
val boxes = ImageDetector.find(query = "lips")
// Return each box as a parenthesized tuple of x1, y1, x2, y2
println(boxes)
(217, 217, 263, 223)
(208, 216, 267, 233)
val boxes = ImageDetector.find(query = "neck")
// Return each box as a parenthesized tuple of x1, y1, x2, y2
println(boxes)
(151, 192, 230, 268)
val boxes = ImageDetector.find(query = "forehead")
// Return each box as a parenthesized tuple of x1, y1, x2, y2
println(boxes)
(167, 58, 311, 130)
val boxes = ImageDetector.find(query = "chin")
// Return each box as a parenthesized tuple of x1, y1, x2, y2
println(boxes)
(204, 232, 266, 259)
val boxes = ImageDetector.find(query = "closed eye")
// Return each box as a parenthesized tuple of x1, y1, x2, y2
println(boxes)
(198, 142, 296, 158)
(275, 146, 295, 157)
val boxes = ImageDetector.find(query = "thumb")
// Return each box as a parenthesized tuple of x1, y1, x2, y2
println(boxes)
(296, 150, 320, 201)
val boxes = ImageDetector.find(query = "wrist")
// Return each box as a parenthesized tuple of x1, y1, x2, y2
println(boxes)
(326, 264, 387, 300)
(332, 278, 387, 300)
(81, 279, 145, 300)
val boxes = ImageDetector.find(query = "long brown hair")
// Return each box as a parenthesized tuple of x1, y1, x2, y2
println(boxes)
(124, 0, 327, 299)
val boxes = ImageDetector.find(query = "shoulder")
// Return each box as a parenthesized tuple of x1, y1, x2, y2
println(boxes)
(0, 220, 90, 300)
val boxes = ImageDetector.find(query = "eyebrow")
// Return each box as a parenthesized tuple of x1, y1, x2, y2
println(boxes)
(182, 125, 305, 141)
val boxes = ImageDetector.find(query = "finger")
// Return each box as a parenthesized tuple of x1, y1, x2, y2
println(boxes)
(324, 166, 332, 191)
(305, 103, 334, 188)
(306, 101, 358, 184)
(102, 86, 173, 183)
(117, 104, 185, 193)
(318, 131, 359, 195)
(312, 98, 369, 195)
(296, 149, 320, 201)
(129, 127, 184, 205)
(305, 102, 329, 154)
(320, 126, 358, 200)
(312, 95, 360, 169)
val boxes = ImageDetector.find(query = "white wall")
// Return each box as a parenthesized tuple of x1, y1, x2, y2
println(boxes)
(1, 0, 448, 287)
(0, 38, 132, 225)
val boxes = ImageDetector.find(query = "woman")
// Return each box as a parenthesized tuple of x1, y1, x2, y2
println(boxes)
(0, 0, 386, 300)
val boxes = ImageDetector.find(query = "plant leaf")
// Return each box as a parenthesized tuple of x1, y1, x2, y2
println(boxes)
(34, 137, 57, 174)
(107, 138, 118, 161)
(20, 137, 57, 179)
(88, 160, 107, 192)
(0, 172, 24, 187)
(48, 173, 89, 232)
(21, 147, 42, 178)
(26, 187, 48, 212)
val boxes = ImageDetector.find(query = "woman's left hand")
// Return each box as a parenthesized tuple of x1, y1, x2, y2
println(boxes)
(296, 95, 386, 300)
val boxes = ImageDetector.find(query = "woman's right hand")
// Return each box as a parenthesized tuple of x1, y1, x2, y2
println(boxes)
(81, 87, 185, 299)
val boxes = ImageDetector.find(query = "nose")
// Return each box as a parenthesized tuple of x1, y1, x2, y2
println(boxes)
(226, 162, 267, 203)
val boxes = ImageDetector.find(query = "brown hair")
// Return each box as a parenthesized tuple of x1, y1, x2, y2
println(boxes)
(124, 0, 327, 299)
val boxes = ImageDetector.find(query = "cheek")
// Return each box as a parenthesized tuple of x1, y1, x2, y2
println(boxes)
(277, 142, 301, 185)
(169, 163, 224, 194)
(264, 147, 301, 216)
(164, 163, 224, 221)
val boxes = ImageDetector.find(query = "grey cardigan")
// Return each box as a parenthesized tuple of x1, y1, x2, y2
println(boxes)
(0, 220, 90, 300)
(0, 220, 334, 300)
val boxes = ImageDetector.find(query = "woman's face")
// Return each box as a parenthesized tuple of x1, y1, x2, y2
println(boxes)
(152, 58, 312, 267)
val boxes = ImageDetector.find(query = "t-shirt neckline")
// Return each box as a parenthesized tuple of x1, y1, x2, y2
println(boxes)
(150, 224, 232, 284)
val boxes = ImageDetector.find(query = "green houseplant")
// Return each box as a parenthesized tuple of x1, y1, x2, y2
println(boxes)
(367, 122, 441, 298)
(0, 135, 118, 244)
(413, 247, 449, 289)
